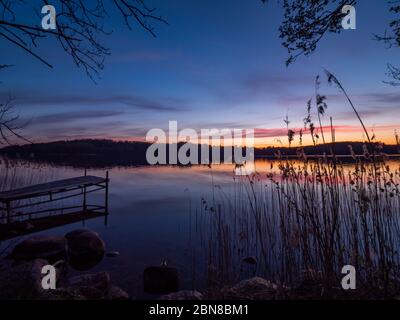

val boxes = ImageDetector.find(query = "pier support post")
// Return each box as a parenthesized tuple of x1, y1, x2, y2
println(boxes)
(105, 171, 109, 215)
(83, 189, 87, 212)
(83, 169, 87, 212)
(6, 201, 11, 224)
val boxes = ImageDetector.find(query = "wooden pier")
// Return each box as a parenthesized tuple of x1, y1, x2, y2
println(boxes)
(0, 171, 109, 240)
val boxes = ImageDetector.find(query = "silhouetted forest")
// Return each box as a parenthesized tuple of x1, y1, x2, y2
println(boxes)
(257, 142, 400, 157)
(0, 139, 399, 168)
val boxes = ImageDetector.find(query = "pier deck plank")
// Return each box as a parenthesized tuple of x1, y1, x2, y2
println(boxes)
(0, 176, 106, 202)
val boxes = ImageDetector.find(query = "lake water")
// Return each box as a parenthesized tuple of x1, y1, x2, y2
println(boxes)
(0, 160, 253, 298)
(1, 158, 400, 298)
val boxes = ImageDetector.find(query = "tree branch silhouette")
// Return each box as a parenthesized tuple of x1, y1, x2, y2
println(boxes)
(0, 96, 31, 144)
(0, 0, 167, 80)
(261, 0, 400, 85)
(276, 0, 356, 66)
(374, 3, 400, 85)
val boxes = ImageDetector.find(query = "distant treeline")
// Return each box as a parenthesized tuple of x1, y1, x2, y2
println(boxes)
(257, 142, 400, 157)
(0, 139, 399, 168)
(0, 140, 150, 168)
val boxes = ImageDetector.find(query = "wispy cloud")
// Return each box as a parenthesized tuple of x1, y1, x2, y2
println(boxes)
(242, 73, 313, 94)
(28, 121, 129, 141)
(0, 91, 188, 112)
(30, 110, 125, 125)
(358, 93, 400, 104)
(334, 106, 399, 120)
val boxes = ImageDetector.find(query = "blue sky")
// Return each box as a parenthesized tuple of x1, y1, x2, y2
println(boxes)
(1, 0, 399, 145)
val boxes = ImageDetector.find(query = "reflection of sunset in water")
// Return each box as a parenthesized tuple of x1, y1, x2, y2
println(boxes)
(119, 158, 400, 179)
(1, 157, 399, 298)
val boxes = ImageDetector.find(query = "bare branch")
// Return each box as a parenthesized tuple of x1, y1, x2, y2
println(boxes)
(0, 0, 167, 79)
(384, 63, 400, 86)
(262, 0, 400, 86)
(278, 0, 356, 66)
(0, 64, 13, 69)
(0, 96, 32, 144)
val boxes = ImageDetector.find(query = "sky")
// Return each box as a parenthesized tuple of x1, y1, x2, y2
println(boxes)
(0, 0, 399, 146)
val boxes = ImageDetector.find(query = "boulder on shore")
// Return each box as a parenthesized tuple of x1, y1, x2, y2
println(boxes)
(160, 290, 203, 300)
(220, 277, 284, 300)
(41, 272, 129, 300)
(65, 229, 105, 270)
(2, 232, 128, 300)
(107, 285, 130, 300)
(68, 271, 110, 292)
(0, 259, 49, 299)
(10, 235, 67, 263)
(143, 266, 179, 294)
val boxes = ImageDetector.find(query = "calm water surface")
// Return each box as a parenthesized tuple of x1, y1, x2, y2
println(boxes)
(1, 159, 399, 297)
(0, 161, 246, 297)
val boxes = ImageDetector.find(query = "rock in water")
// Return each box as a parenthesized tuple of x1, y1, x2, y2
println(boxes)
(10, 235, 67, 263)
(143, 266, 179, 294)
(106, 251, 120, 258)
(160, 290, 203, 300)
(64, 229, 89, 241)
(65, 229, 105, 271)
